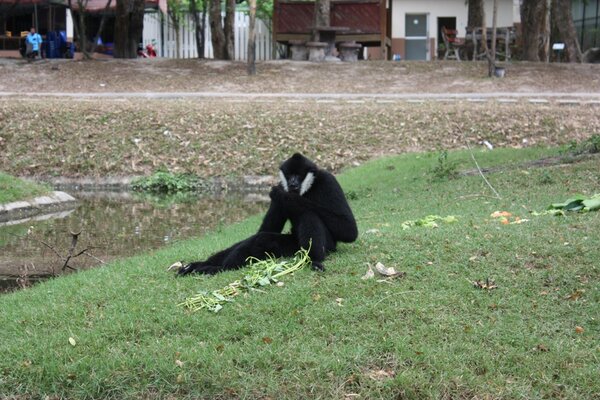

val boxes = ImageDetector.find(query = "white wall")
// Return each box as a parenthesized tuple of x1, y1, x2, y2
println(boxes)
(391, 0, 517, 39)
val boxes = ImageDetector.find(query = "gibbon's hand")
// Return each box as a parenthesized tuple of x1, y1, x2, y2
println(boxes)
(269, 185, 289, 202)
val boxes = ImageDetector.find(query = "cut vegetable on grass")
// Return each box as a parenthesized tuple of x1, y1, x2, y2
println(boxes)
(548, 193, 600, 212)
(401, 215, 457, 230)
(179, 246, 312, 313)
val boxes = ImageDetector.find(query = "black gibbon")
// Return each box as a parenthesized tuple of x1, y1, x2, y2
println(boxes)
(177, 153, 358, 275)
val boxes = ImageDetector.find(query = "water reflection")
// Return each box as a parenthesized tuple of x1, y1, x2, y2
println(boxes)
(0, 191, 267, 292)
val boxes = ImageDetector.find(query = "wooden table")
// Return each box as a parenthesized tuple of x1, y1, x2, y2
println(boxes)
(315, 26, 350, 57)
(465, 27, 515, 61)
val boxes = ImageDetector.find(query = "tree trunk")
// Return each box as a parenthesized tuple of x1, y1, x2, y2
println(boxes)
(67, 0, 89, 59)
(168, 0, 181, 57)
(312, 0, 330, 41)
(487, 0, 498, 77)
(247, 0, 256, 75)
(189, 0, 206, 58)
(114, 0, 129, 57)
(90, 0, 113, 55)
(78, 7, 89, 59)
(552, 0, 582, 62)
(130, 0, 144, 55)
(114, 0, 145, 58)
(467, 0, 484, 29)
(520, 0, 548, 61)
(224, 0, 235, 59)
(209, 0, 226, 59)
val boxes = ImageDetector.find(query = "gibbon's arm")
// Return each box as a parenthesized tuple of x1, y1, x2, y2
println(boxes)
(258, 188, 288, 233)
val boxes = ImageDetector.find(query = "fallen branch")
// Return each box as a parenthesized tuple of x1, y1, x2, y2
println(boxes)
(26, 230, 104, 272)
(465, 140, 502, 199)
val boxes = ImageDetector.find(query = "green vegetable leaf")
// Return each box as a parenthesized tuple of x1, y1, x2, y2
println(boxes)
(563, 199, 584, 211)
(258, 277, 271, 286)
(583, 197, 600, 211)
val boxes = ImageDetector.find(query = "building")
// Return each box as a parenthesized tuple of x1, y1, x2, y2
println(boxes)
(388, 0, 520, 60)
(572, 0, 600, 51)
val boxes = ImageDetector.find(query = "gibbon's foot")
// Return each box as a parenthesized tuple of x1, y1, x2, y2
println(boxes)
(311, 261, 325, 272)
(177, 262, 222, 276)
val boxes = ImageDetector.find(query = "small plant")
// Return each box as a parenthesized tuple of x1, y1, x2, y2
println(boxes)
(131, 170, 207, 193)
(430, 150, 459, 181)
(538, 170, 554, 185)
(345, 190, 358, 200)
(565, 135, 600, 156)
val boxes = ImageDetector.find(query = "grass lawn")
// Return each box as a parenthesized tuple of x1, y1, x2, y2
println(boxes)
(0, 147, 598, 399)
(0, 172, 50, 204)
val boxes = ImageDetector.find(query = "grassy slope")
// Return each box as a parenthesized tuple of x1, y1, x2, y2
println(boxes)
(0, 148, 599, 399)
(0, 172, 50, 204)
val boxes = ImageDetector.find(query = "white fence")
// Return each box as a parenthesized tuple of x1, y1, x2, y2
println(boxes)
(143, 11, 273, 60)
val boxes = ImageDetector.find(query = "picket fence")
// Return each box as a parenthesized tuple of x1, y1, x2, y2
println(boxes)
(142, 11, 273, 60)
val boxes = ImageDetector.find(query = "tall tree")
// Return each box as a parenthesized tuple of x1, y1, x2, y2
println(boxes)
(224, 0, 235, 58)
(167, 0, 184, 57)
(552, 0, 582, 62)
(209, 0, 226, 58)
(114, 0, 145, 58)
(67, 0, 89, 59)
(487, 0, 498, 77)
(67, 0, 110, 59)
(312, 0, 330, 41)
(467, 0, 485, 60)
(520, 0, 549, 61)
(247, 0, 256, 75)
(467, 0, 484, 29)
(90, 0, 113, 55)
(189, 0, 207, 58)
(208, 0, 235, 59)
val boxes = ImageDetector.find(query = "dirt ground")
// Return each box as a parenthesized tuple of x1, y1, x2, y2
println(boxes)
(1, 57, 600, 94)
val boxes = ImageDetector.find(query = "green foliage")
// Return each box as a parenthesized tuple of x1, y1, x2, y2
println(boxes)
(430, 149, 459, 181)
(566, 134, 600, 155)
(239, 0, 274, 26)
(131, 170, 209, 194)
(0, 172, 50, 203)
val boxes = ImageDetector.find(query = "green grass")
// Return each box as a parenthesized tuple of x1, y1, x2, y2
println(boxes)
(1, 147, 599, 399)
(0, 172, 50, 204)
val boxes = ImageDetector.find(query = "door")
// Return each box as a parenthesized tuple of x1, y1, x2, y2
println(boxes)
(405, 13, 429, 60)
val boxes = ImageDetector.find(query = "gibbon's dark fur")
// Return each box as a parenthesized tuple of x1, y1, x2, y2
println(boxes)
(178, 153, 358, 275)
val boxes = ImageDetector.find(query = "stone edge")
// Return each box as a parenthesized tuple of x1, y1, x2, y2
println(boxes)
(0, 191, 78, 223)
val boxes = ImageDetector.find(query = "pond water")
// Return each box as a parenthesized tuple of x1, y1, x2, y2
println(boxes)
(0, 190, 267, 293)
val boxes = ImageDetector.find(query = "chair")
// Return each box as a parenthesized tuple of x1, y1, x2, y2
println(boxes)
(441, 26, 464, 61)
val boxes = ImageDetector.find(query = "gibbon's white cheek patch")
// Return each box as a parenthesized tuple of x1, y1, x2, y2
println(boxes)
(300, 172, 315, 196)
(279, 170, 289, 192)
